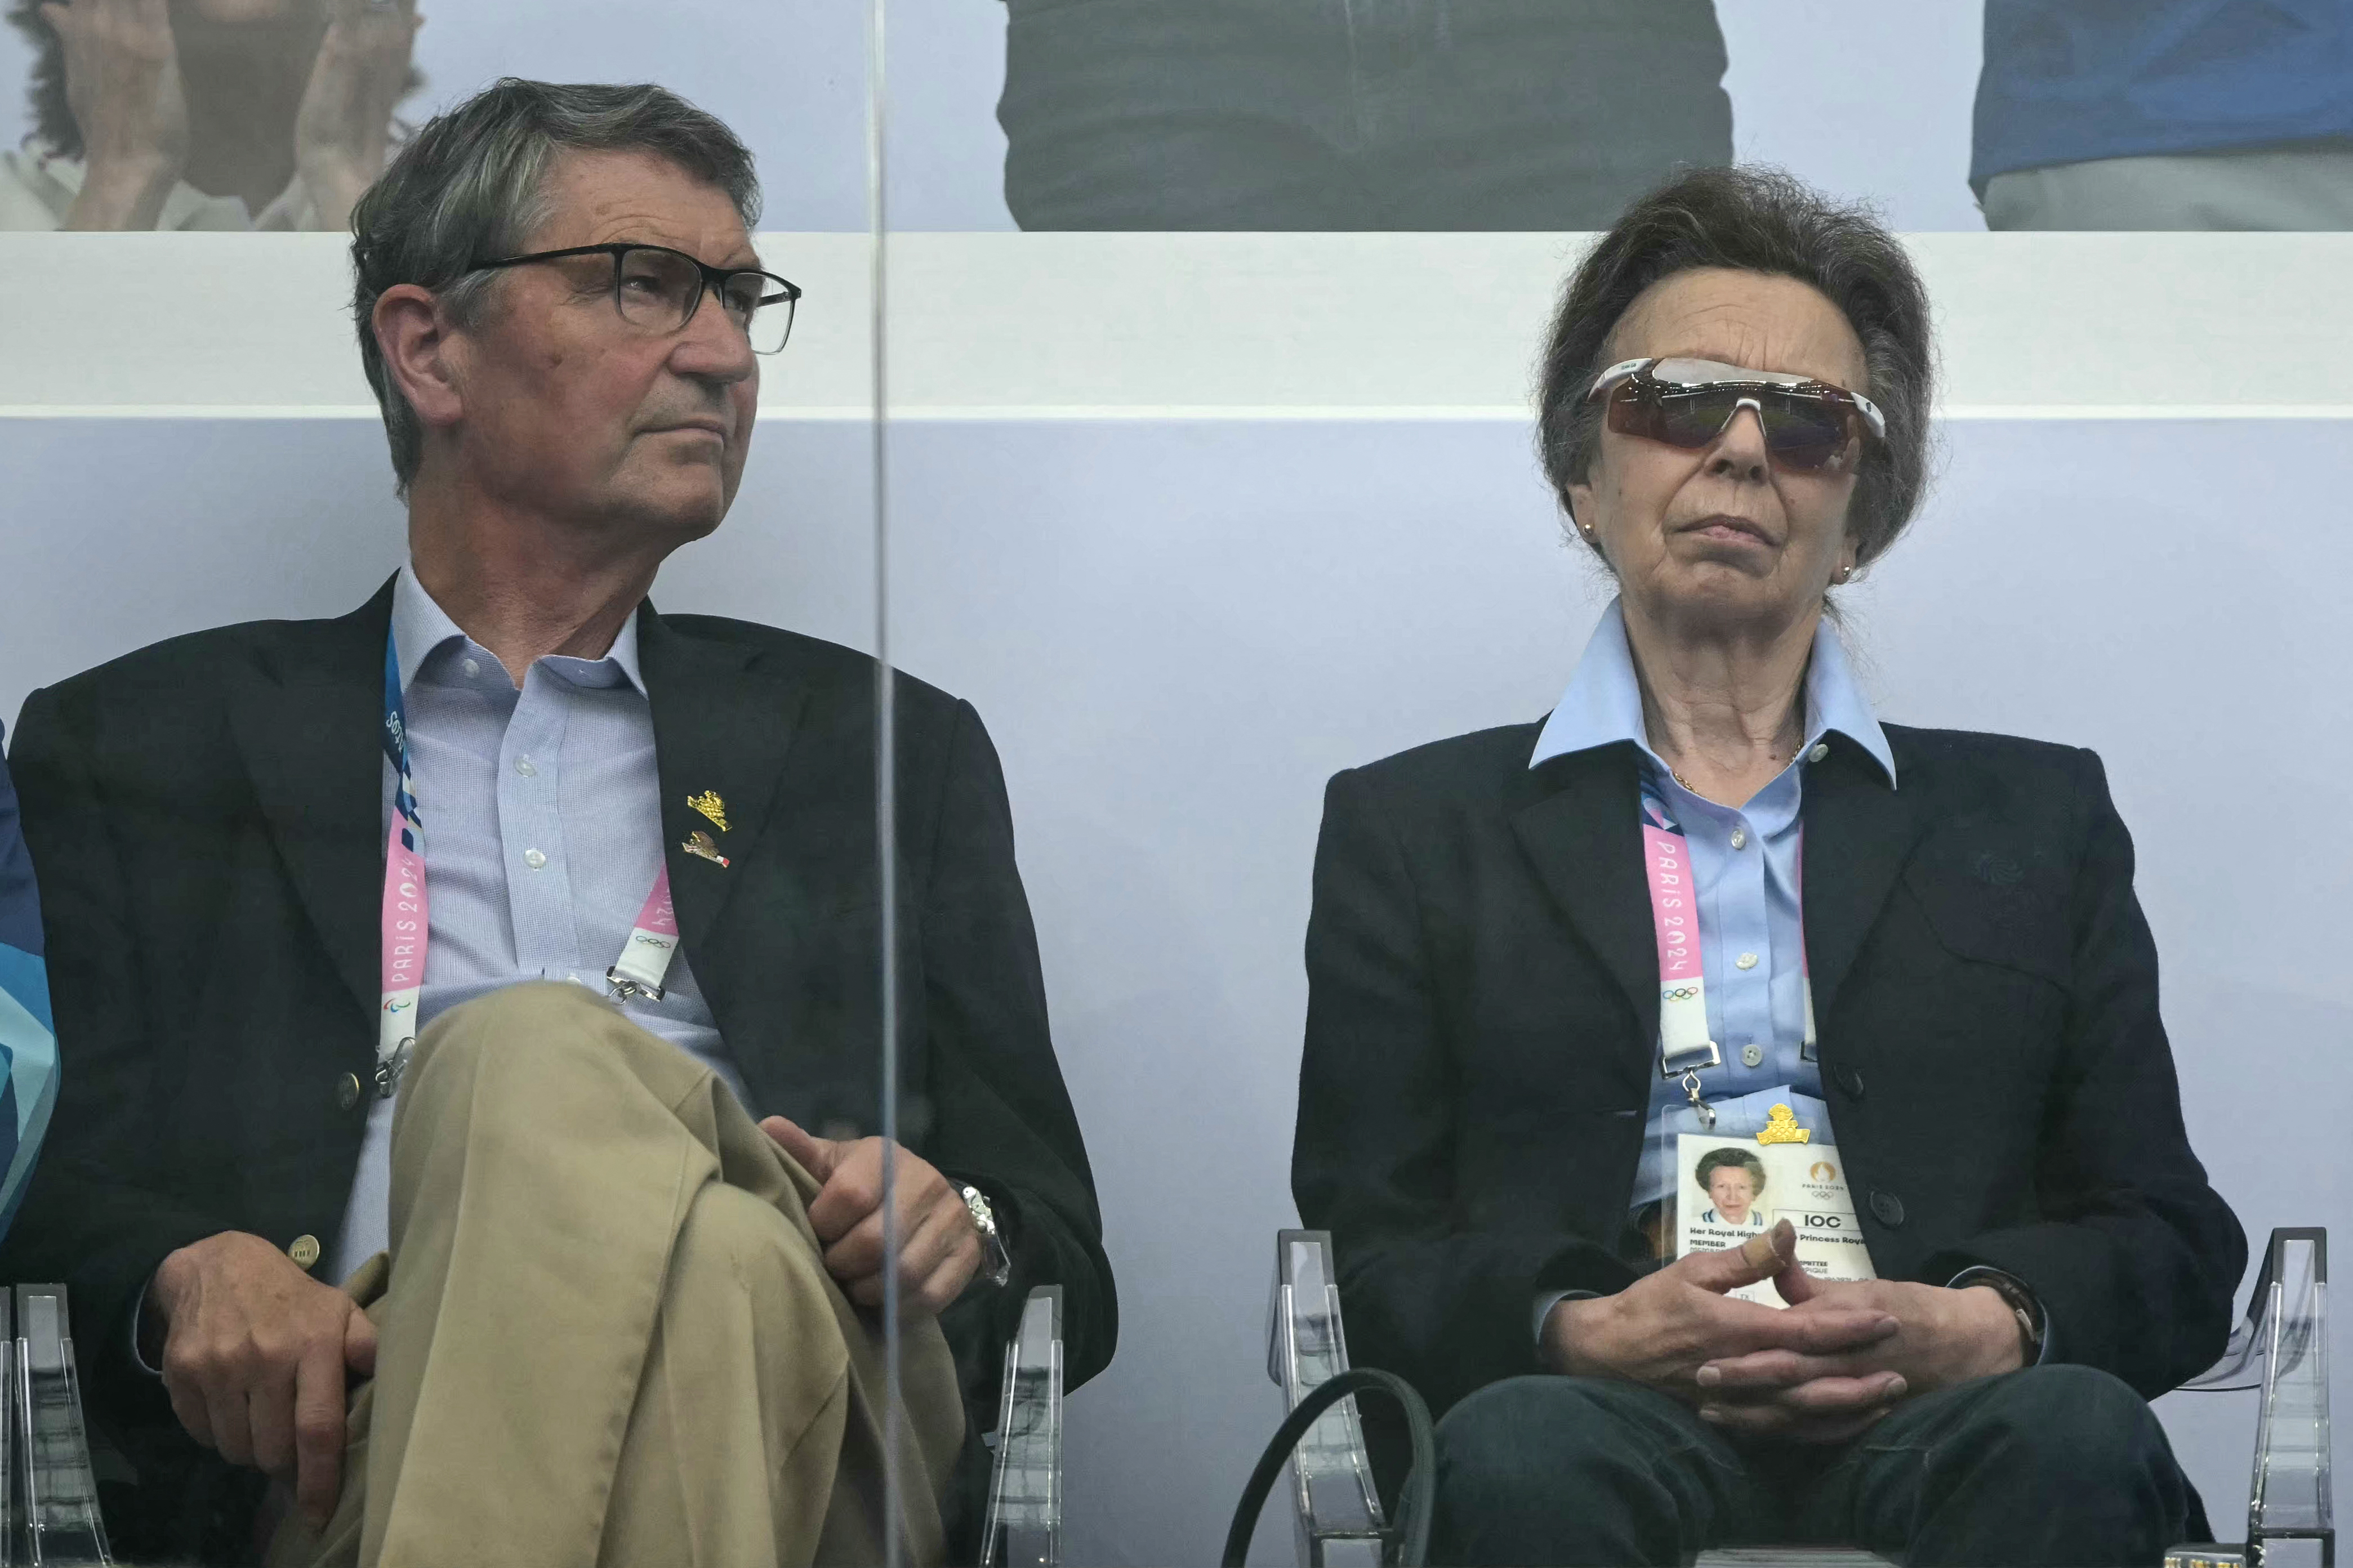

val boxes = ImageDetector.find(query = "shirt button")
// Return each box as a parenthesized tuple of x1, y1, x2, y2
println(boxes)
(1740, 1043, 1764, 1067)
(515, 756, 537, 777)
(1808, 742, 1830, 763)
(462, 658, 480, 679)
(523, 848, 547, 869)
(1736, 951, 1759, 970)
(1729, 828, 1748, 850)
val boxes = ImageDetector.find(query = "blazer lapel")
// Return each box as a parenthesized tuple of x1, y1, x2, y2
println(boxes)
(1800, 734, 1926, 1021)
(223, 580, 393, 1017)
(637, 606, 815, 959)
(1508, 742, 1660, 1048)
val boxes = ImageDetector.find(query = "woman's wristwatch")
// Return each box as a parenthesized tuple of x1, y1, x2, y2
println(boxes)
(960, 1183, 1014, 1289)
(1963, 1268, 2047, 1362)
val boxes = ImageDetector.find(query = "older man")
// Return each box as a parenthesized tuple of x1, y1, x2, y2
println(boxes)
(1, 78, 1113, 1567)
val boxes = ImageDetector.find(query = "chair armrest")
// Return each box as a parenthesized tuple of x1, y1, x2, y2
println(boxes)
(2168, 1228, 2331, 1566)
(982, 1285, 1063, 1568)
(17, 1282, 114, 1565)
(1272, 1230, 1387, 1566)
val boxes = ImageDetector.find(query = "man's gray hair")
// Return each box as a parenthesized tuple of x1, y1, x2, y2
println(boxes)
(349, 79, 762, 494)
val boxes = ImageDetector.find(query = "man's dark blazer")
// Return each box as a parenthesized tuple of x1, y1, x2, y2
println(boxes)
(2, 579, 1115, 1560)
(1293, 718, 2245, 1435)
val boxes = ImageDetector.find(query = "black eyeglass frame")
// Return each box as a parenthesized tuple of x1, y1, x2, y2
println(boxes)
(463, 243, 803, 355)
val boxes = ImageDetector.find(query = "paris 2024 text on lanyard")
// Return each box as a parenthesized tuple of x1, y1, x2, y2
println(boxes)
(377, 636, 683, 1100)
(1639, 781, 1873, 1303)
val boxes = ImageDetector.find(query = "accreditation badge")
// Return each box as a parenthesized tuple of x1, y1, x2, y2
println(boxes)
(1674, 1105, 1874, 1306)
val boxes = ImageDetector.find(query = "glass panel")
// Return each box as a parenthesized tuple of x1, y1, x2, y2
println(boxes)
(0, 16, 884, 1567)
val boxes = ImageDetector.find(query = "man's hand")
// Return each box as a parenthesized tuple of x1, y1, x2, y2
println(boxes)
(761, 1115, 983, 1318)
(1692, 1274, 2028, 1435)
(39, 0, 189, 229)
(1541, 1220, 1909, 1444)
(293, 0, 420, 230)
(146, 1232, 376, 1531)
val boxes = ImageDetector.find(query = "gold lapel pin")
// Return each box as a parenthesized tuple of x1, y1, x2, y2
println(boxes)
(683, 830, 730, 868)
(688, 790, 730, 833)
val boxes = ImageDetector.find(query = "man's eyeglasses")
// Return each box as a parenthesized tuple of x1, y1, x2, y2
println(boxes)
(1587, 356, 1883, 476)
(465, 243, 801, 356)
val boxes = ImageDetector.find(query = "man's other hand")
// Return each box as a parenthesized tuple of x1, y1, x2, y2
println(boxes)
(761, 1115, 983, 1318)
(1540, 1219, 1909, 1443)
(147, 1232, 376, 1530)
(1691, 1274, 2029, 1435)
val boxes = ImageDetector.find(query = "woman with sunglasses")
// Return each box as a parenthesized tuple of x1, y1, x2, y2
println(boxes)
(1290, 166, 2241, 1565)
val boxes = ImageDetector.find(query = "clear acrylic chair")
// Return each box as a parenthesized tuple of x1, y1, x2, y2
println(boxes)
(1267, 1230, 1391, 1567)
(982, 1284, 1067, 1568)
(11, 1284, 112, 1566)
(2167, 1228, 2334, 1568)
(1272, 1227, 2333, 1568)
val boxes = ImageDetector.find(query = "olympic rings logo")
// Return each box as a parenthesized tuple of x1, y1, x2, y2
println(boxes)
(1660, 985, 1701, 1002)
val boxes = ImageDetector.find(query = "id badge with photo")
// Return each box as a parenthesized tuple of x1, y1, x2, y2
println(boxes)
(1673, 1106, 1874, 1307)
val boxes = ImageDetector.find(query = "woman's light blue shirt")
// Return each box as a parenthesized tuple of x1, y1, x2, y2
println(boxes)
(1528, 598, 1897, 1207)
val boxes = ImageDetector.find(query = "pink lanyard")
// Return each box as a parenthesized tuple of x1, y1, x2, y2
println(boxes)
(376, 637, 680, 1100)
(1637, 781, 1816, 1130)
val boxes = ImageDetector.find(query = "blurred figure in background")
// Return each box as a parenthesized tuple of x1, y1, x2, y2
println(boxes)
(998, 0, 1731, 230)
(1, 0, 420, 231)
(1975, 0, 2353, 230)
(0, 720, 58, 1244)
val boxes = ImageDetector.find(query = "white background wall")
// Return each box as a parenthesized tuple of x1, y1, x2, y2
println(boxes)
(3, 2, 1988, 231)
(2, 411, 2345, 1563)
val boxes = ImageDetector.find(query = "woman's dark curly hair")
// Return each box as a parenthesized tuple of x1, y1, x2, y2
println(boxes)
(1538, 164, 1936, 570)
(6, 1, 76, 156)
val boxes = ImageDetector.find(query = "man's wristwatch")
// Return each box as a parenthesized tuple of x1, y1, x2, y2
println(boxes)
(960, 1183, 1014, 1290)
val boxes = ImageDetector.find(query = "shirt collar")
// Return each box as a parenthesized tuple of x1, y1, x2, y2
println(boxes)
(390, 563, 645, 696)
(1528, 596, 1896, 787)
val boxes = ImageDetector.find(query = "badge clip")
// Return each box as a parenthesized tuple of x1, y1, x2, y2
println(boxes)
(605, 967, 666, 1003)
(374, 1037, 415, 1101)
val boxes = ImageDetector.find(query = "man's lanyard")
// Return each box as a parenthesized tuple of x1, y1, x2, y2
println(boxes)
(1638, 781, 1817, 1132)
(376, 635, 681, 1101)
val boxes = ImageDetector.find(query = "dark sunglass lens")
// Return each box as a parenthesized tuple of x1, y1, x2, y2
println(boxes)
(1758, 395, 1852, 471)
(1652, 389, 1739, 449)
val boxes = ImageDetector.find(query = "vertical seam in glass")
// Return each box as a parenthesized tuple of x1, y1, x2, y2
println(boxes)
(867, 0, 903, 1561)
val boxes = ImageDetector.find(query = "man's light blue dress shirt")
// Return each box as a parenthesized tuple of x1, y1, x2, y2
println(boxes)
(331, 568, 751, 1281)
(1528, 598, 1897, 1212)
